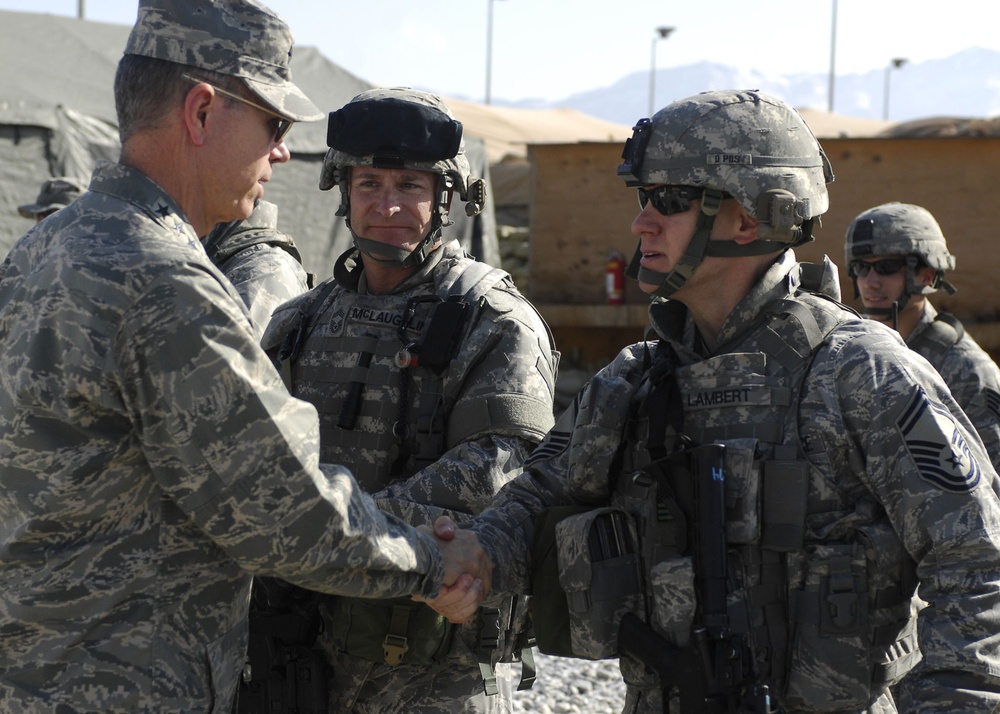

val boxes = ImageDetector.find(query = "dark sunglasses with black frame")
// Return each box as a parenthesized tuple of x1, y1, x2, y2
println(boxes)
(847, 258, 912, 279)
(636, 185, 707, 216)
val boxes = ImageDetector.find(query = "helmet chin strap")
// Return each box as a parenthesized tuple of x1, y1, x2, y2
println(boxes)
(338, 176, 452, 270)
(351, 226, 443, 269)
(863, 301, 901, 331)
(625, 189, 724, 298)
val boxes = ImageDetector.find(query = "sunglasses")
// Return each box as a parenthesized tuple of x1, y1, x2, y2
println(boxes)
(182, 74, 293, 144)
(847, 258, 907, 279)
(636, 185, 704, 216)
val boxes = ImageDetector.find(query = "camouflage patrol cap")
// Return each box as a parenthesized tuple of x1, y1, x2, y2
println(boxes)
(17, 177, 86, 219)
(845, 202, 956, 273)
(618, 89, 834, 244)
(124, 0, 322, 122)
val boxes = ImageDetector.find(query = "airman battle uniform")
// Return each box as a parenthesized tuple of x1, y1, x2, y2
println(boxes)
(845, 202, 1000, 472)
(0, 161, 445, 713)
(468, 249, 1000, 712)
(255, 87, 559, 714)
(203, 199, 311, 340)
(453, 85, 1000, 714)
(906, 302, 1000, 469)
(262, 238, 558, 713)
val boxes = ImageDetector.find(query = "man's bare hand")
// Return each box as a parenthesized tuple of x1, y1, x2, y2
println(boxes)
(415, 572, 487, 623)
(413, 516, 492, 623)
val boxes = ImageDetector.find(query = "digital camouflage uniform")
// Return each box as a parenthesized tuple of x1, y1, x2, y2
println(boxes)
(460, 91, 1000, 713)
(0, 138, 446, 714)
(906, 302, 1000, 470)
(264, 241, 557, 713)
(844, 202, 1000, 472)
(468, 250, 1000, 713)
(203, 199, 311, 340)
(257, 87, 559, 714)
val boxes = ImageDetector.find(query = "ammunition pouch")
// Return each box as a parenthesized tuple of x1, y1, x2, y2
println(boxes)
(529, 506, 642, 659)
(326, 596, 455, 667)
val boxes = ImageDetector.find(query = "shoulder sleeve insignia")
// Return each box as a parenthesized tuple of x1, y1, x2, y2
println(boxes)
(526, 429, 571, 467)
(985, 387, 1000, 421)
(897, 387, 981, 493)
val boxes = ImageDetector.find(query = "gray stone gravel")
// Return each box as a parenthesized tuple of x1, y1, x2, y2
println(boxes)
(509, 651, 626, 713)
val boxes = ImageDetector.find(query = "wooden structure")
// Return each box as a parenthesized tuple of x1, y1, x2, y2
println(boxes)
(526, 137, 1000, 369)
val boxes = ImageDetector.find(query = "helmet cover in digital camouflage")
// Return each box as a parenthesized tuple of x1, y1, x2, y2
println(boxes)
(615, 90, 834, 296)
(319, 87, 480, 205)
(619, 89, 833, 245)
(845, 202, 955, 273)
(317, 88, 486, 268)
(845, 201, 956, 305)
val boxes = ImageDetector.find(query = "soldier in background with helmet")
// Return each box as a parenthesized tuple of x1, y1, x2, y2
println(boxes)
(203, 199, 311, 340)
(844, 202, 1000, 469)
(257, 87, 559, 713)
(423, 90, 1000, 712)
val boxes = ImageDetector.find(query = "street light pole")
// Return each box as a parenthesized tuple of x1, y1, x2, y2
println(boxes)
(485, 0, 506, 105)
(648, 26, 675, 117)
(828, 0, 837, 112)
(882, 57, 908, 120)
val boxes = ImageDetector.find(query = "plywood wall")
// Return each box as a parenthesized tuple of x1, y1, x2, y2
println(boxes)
(527, 137, 1000, 360)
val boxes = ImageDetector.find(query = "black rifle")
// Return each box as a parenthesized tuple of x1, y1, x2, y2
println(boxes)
(617, 444, 778, 713)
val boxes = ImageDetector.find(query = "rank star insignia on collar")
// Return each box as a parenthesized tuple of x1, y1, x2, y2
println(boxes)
(155, 204, 171, 218)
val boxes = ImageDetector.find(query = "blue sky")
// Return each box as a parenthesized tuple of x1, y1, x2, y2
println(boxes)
(3, 0, 998, 104)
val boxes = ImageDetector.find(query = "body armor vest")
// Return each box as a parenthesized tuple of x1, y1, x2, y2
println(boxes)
(614, 291, 920, 712)
(266, 256, 538, 692)
(287, 258, 506, 489)
(907, 311, 964, 373)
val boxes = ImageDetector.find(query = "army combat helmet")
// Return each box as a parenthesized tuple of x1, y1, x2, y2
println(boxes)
(617, 90, 834, 297)
(844, 202, 956, 317)
(319, 87, 486, 269)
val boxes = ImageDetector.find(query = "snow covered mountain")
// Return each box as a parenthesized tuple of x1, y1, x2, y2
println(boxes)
(502, 47, 1000, 126)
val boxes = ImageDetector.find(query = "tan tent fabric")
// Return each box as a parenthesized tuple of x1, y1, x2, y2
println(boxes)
(795, 107, 896, 138)
(445, 98, 634, 163)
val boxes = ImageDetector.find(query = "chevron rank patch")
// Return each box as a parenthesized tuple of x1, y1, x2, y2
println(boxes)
(986, 387, 1000, 420)
(897, 387, 981, 493)
(526, 429, 571, 466)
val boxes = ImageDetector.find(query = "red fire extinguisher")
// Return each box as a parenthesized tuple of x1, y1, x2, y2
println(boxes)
(606, 250, 626, 305)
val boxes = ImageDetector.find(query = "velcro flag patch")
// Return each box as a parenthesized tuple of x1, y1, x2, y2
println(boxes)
(897, 387, 981, 493)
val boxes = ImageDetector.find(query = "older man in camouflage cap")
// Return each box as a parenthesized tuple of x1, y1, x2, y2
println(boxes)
(0, 2, 488, 713)
(17, 176, 86, 222)
(426, 90, 1000, 713)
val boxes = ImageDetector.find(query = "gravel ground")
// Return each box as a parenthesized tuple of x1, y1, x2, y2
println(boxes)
(510, 651, 626, 713)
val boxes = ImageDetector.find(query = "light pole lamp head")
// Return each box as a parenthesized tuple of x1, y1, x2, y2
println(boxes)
(891, 57, 908, 70)
(656, 26, 675, 40)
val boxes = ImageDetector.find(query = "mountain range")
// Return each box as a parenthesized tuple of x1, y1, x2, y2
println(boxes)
(496, 47, 1000, 126)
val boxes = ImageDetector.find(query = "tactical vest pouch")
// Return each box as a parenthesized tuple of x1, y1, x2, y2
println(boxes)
(326, 596, 454, 667)
(785, 543, 871, 709)
(528, 505, 594, 657)
(649, 556, 695, 648)
(718, 438, 762, 545)
(555, 507, 642, 660)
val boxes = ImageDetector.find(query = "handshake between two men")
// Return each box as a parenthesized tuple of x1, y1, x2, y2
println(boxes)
(415, 515, 492, 624)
